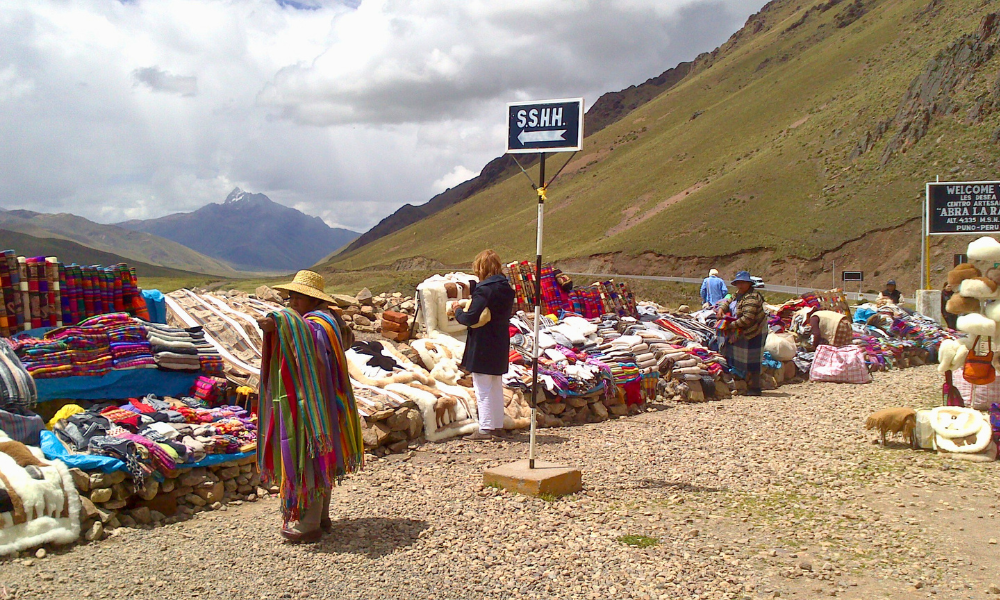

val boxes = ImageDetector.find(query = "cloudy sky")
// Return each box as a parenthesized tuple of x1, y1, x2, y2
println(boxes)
(0, 0, 767, 232)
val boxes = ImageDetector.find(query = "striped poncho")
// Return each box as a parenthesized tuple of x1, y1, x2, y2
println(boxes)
(258, 308, 364, 524)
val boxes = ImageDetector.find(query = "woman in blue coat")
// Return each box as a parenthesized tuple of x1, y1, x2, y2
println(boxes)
(454, 250, 515, 441)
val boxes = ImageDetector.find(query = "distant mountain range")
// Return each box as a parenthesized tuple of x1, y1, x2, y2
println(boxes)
(0, 208, 238, 276)
(0, 229, 206, 279)
(118, 188, 359, 272)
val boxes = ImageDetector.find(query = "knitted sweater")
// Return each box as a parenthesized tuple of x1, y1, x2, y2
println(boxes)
(732, 290, 766, 339)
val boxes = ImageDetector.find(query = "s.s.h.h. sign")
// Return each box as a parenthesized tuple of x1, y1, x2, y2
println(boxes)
(506, 98, 584, 154)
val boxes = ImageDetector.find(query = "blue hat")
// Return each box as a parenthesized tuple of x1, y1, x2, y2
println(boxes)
(731, 270, 753, 285)
(886, 279, 896, 286)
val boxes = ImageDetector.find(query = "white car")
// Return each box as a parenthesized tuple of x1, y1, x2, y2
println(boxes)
(750, 276, 765, 289)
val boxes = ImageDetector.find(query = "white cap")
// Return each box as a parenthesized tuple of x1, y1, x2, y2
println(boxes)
(709, 269, 719, 277)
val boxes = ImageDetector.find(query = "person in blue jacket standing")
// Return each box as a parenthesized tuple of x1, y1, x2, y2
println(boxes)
(700, 269, 728, 308)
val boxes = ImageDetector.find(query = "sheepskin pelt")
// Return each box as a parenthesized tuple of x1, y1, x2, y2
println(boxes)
(503, 388, 531, 430)
(0, 437, 82, 556)
(929, 406, 988, 440)
(947, 294, 981, 315)
(409, 338, 466, 386)
(957, 312, 997, 337)
(936, 423, 993, 454)
(384, 382, 478, 442)
(967, 236, 1000, 263)
(959, 277, 999, 300)
(345, 343, 436, 388)
(938, 440, 997, 462)
(948, 263, 982, 286)
(416, 273, 479, 341)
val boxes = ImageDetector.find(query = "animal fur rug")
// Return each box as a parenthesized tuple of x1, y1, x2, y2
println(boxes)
(345, 342, 478, 441)
(0, 431, 82, 555)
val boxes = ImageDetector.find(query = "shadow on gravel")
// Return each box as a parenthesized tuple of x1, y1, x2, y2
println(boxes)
(636, 478, 725, 494)
(311, 517, 429, 557)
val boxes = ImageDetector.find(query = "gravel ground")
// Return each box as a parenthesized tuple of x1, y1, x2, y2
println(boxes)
(2, 365, 999, 600)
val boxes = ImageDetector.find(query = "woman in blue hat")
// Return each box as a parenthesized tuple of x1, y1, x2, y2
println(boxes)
(722, 271, 768, 396)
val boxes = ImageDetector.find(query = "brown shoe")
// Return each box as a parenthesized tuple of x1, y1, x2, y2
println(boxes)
(465, 430, 494, 441)
(321, 518, 333, 534)
(281, 525, 322, 543)
(491, 429, 511, 439)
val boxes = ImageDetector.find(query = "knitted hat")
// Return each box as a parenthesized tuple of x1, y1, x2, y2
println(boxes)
(948, 263, 982, 286)
(273, 270, 335, 305)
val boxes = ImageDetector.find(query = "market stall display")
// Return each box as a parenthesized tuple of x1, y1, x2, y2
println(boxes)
(0, 249, 147, 337)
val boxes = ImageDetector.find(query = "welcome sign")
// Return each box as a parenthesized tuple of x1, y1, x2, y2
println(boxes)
(928, 181, 1000, 234)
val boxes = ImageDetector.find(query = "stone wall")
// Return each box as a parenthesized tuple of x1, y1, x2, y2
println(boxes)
(72, 455, 264, 542)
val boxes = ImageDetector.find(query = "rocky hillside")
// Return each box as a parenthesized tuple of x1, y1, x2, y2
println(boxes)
(342, 61, 696, 254)
(327, 0, 1000, 292)
(119, 188, 358, 272)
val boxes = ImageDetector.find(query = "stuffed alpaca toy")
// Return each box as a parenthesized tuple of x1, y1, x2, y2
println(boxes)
(410, 338, 466, 386)
(865, 407, 916, 445)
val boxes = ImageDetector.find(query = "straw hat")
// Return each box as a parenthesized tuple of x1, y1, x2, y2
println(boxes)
(273, 270, 335, 305)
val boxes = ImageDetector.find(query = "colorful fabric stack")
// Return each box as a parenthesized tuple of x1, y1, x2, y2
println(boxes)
(50, 396, 257, 488)
(0, 249, 145, 336)
(0, 251, 25, 337)
(505, 261, 640, 319)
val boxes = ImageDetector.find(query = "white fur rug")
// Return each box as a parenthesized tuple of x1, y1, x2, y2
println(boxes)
(0, 434, 82, 556)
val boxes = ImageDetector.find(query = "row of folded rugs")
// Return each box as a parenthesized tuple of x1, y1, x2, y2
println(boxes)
(504, 314, 729, 403)
(49, 395, 256, 487)
(5, 313, 224, 379)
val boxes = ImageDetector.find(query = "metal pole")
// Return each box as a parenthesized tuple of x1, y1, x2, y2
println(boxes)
(921, 184, 927, 291)
(529, 152, 546, 470)
(832, 260, 835, 289)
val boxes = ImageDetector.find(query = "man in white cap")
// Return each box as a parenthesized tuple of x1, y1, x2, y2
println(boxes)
(700, 268, 728, 309)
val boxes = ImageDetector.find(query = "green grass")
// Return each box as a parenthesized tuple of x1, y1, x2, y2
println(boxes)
(137, 269, 447, 297)
(324, 0, 996, 277)
(617, 534, 660, 548)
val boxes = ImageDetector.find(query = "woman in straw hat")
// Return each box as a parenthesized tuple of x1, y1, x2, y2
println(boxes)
(256, 270, 363, 542)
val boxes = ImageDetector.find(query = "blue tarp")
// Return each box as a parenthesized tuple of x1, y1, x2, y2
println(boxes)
(34, 369, 198, 402)
(40, 430, 254, 474)
(142, 289, 167, 324)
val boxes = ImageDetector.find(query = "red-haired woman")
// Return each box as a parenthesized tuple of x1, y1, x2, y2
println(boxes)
(455, 250, 515, 440)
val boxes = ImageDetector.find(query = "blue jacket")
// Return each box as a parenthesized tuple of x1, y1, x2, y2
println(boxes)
(700, 276, 728, 305)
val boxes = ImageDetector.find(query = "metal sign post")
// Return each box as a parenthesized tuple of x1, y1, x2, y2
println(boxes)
(506, 98, 584, 469)
(842, 271, 863, 301)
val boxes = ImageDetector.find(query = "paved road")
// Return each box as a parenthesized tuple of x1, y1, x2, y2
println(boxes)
(563, 272, 885, 302)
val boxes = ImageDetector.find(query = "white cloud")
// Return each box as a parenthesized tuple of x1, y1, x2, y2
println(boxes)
(432, 165, 477, 193)
(0, 0, 768, 233)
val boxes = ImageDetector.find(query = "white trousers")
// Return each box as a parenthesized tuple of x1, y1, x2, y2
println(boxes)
(472, 373, 506, 432)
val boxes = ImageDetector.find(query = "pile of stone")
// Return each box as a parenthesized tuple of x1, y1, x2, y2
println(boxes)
(73, 455, 264, 542)
(533, 390, 637, 428)
(359, 401, 424, 457)
(332, 288, 416, 338)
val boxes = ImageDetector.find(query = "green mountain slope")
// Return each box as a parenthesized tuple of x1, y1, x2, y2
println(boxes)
(328, 0, 1000, 288)
(0, 229, 208, 279)
(0, 209, 239, 276)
